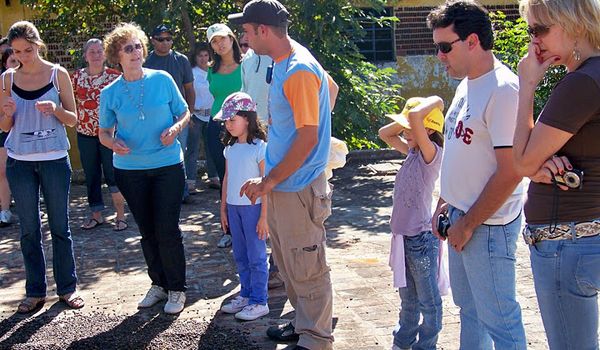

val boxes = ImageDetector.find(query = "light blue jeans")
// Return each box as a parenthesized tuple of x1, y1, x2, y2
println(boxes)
(528, 223, 600, 350)
(393, 231, 442, 350)
(448, 206, 526, 350)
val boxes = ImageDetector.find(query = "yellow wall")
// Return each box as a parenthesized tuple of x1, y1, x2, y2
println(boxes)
(1, 3, 82, 170)
(0, 2, 33, 36)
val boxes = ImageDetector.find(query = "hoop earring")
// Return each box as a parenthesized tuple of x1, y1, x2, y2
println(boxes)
(572, 40, 581, 61)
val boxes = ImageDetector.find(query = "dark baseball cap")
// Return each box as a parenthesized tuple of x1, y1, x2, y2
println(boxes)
(151, 24, 172, 37)
(228, 0, 290, 26)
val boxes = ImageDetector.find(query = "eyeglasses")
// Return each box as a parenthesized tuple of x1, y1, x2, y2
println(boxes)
(154, 37, 173, 43)
(527, 24, 552, 38)
(122, 43, 143, 54)
(434, 38, 462, 54)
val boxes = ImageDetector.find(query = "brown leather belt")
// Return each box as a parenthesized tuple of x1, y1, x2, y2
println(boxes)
(522, 221, 600, 245)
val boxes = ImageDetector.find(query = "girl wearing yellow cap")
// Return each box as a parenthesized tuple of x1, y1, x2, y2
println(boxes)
(378, 96, 447, 350)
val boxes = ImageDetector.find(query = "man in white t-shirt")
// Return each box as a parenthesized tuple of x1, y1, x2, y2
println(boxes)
(428, 2, 526, 350)
(241, 47, 271, 123)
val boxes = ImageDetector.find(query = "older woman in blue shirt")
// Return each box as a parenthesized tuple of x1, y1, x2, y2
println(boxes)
(98, 22, 190, 315)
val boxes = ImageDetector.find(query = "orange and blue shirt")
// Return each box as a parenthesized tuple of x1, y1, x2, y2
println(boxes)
(266, 40, 333, 192)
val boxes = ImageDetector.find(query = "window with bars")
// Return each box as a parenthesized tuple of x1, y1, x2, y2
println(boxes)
(355, 7, 395, 62)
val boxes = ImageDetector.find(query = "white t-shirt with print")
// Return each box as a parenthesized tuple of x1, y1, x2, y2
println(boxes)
(440, 59, 524, 225)
(224, 139, 267, 205)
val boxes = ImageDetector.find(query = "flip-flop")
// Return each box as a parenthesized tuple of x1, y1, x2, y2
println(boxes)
(113, 219, 128, 231)
(81, 218, 103, 230)
(17, 297, 46, 314)
(59, 293, 85, 309)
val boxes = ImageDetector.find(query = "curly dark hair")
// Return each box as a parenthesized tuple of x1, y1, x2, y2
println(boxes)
(427, 0, 494, 51)
(221, 110, 267, 146)
(190, 42, 212, 68)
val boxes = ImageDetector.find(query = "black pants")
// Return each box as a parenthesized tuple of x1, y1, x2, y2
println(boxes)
(115, 162, 186, 291)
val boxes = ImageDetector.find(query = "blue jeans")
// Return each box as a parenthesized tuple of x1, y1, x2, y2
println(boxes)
(528, 223, 600, 350)
(227, 203, 268, 305)
(185, 117, 217, 181)
(77, 133, 119, 212)
(206, 118, 225, 185)
(448, 206, 526, 350)
(178, 126, 190, 199)
(393, 231, 442, 350)
(114, 162, 187, 291)
(6, 156, 77, 297)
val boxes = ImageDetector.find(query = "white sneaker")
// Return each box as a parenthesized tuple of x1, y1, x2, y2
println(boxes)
(164, 291, 186, 314)
(392, 345, 411, 350)
(235, 304, 269, 321)
(137, 285, 167, 308)
(217, 234, 232, 248)
(220, 296, 249, 314)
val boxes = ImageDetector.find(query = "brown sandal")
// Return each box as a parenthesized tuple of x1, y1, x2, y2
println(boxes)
(113, 219, 128, 231)
(59, 293, 85, 309)
(17, 297, 45, 314)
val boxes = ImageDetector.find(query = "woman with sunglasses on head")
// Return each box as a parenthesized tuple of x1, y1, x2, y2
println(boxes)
(205, 23, 242, 249)
(513, 1, 600, 349)
(0, 21, 83, 313)
(0, 47, 20, 227)
(99, 23, 190, 314)
(72, 38, 127, 231)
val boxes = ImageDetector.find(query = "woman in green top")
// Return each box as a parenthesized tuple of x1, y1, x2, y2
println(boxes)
(205, 23, 242, 248)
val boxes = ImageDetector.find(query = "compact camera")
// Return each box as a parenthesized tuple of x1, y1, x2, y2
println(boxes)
(554, 169, 584, 189)
(437, 213, 450, 238)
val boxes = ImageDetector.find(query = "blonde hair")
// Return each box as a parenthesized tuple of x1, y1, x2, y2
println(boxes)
(103, 22, 149, 68)
(520, 0, 600, 49)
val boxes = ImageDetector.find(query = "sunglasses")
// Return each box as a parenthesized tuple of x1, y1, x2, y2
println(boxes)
(154, 37, 173, 43)
(434, 38, 462, 54)
(122, 43, 143, 54)
(527, 24, 552, 38)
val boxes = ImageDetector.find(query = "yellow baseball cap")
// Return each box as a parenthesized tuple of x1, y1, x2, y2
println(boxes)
(386, 97, 444, 134)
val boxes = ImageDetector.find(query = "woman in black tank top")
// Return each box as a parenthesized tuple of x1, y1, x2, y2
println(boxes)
(0, 21, 83, 314)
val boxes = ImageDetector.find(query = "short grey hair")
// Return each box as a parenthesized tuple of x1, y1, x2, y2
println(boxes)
(83, 38, 103, 55)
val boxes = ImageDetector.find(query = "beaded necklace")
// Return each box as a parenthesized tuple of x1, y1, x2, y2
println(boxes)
(122, 72, 145, 120)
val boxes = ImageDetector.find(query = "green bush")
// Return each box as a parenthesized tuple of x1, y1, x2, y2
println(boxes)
(492, 12, 565, 117)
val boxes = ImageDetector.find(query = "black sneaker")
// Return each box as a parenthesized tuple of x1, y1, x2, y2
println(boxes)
(266, 322, 299, 342)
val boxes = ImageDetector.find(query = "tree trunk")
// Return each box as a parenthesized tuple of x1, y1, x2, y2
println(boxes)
(180, 6, 195, 54)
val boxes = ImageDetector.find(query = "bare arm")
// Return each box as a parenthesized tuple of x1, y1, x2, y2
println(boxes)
(220, 160, 229, 233)
(99, 126, 130, 155)
(52, 67, 78, 127)
(0, 73, 15, 132)
(257, 160, 269, 240)
(447, 148, 522, 251)
(327, 72, 339, 110)
(378, 122, 409, 155)
(407, 96, 444, 164)
(160, 110, 190, 146)
(240, 125, 318, 203)
(183, 82, 196, 114)
(265, 125, 317, 188)
(513, 43, 572, 176)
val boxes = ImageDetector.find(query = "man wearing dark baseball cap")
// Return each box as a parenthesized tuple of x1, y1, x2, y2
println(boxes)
(233, 1, 339, 349)
(228, 0, 290, 26)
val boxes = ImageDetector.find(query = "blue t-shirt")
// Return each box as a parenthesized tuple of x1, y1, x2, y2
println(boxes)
(99, 68, 188, 170)
(266, 40, 331, 192)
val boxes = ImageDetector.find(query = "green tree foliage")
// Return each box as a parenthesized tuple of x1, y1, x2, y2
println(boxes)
(492, 12, 565, 117)
(21, 0, 401, 149)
